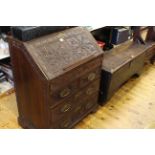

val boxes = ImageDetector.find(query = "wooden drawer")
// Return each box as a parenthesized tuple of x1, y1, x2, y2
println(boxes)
(50, 80, 78, 105)
(72, 92, 99, 121)
(79, 67, 101, 88)
(74, 79, 100, 102)
(51, 116, 73, 129)
(50, 97, 75, 122)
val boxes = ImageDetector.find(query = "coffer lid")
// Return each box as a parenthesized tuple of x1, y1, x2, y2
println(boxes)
(24, 27, 103, 80)
(102, 41, 154, 73)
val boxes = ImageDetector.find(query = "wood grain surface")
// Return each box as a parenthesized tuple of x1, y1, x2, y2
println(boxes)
(0, 64, 155, 129)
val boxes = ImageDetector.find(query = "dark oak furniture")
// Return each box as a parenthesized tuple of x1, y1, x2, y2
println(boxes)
(99, 41, 148, 104)
(8, 27, 103, 128)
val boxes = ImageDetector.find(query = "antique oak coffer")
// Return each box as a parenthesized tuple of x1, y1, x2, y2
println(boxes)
(99, 41, 147, 104)
(8, 27, 104, 128)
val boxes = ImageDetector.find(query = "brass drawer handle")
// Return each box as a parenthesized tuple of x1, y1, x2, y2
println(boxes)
(88, 73, 96, 81)
(86, 87, 94, 95)
(61, 104, 72, 113)
(60, 88, 71, 98)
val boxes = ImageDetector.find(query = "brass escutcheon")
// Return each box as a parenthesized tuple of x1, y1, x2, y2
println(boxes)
(88, 73, 96, 81)
(60, 88, 71, 98)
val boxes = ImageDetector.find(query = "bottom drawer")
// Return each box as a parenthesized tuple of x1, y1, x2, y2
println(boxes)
(72, 93, 99, 122)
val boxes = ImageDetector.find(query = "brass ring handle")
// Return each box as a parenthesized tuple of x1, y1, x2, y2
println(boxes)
(61, 104, 72, 113)
(60, 88, 71, 98)
(86, 87, 95, 95)
(88, 73, 96, 81)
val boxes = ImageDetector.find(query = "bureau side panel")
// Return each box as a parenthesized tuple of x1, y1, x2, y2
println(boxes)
(9, 40, 49, 128)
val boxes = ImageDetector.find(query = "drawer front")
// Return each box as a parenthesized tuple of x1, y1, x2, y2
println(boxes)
(79, 67, 101, 88)
(50, 80, 78, 105)
(74, 79, 100, 102)
(50, 79, 100, 124)
(51, 116, 73, 129)
(50, 97, 75, 122)
(72, 92, 98, 122)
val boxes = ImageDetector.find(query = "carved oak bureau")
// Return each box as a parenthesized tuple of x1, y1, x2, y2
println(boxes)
(8, 27, 104, 128)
